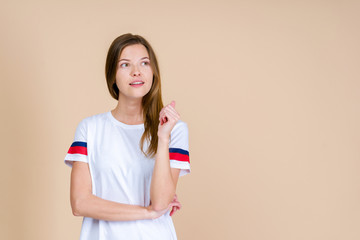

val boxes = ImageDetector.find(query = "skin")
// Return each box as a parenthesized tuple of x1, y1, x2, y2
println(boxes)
(111, 43, 153, 124)
(70, 43, 182, 221)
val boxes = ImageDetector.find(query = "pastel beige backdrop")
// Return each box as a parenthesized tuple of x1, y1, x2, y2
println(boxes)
(1, 0, 359, 239)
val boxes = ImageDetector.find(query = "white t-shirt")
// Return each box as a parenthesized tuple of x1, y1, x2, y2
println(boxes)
(64, 110, 191, 240)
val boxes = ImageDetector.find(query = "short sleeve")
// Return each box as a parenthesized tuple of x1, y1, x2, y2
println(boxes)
(64, 119, 89, 168)
(169, 120, 191, 177)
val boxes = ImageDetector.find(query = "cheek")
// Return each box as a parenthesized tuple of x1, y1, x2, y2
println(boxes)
(115, 70, 127, 82)
(144, 68, 154, 80)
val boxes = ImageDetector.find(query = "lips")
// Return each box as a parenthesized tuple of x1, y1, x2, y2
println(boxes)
(129, 80, 144, 85)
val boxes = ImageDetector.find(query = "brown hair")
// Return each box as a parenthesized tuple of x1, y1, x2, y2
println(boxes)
(105, 33, 164, 159)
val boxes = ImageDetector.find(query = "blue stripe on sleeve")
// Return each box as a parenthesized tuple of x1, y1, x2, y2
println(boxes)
(169, 147, 189, 156)
(71, 141, 87, 147)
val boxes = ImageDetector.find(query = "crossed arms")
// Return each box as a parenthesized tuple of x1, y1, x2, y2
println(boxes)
(70, 138, 181, 221)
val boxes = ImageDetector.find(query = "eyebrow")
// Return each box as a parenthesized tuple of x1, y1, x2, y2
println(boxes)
(118, 57, 149, 62)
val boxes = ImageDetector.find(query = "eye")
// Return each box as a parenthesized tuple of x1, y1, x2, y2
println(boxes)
(120, 63, 128, 67)
(141, 61, 150, 66)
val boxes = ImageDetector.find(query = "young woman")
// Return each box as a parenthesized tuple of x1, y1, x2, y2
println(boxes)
(64, 33, 191, 239)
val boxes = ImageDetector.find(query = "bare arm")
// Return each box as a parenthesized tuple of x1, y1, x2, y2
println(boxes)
(70, 161, 155, 221)
(150, 137, 181, 211)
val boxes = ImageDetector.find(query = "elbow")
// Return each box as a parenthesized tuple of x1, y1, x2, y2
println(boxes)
(151, 192, 176, 211)
(72, 210, 80, 217)
(151, 200, 172, 212)
(71, 193, 92, 217)
(71, 198, 84, 217)
(152, 204, 169, 212)
(72, 207, 81, 216)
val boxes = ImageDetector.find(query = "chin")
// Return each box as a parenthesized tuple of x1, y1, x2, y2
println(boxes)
(129, 92, 150, 99)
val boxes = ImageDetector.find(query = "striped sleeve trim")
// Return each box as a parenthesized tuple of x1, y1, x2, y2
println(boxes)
(169, 147, 190, 163)
(67, 141, 88, 155)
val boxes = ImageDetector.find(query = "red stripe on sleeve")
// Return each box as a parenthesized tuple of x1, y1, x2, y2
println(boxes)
(68, 146, 88, 155)
(169, 152, 189, 163)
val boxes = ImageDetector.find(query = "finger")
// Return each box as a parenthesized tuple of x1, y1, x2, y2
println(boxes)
(163, 109, 180, 120)
(170, 100, 176, 108)
(166, 104, 178, 113)
(159, 112, 168, 125)
(169, 202, 181, 208)
(163, 110, 179, 123)
(159, 109, 166, 121)
(170, 206, 179, 216)
(159, 112, 165, 123)
(159, 116, 164, 125)
(161, 115, 168, 124)
(160, 109, 170, 121)
(160, 104, 172, 115)
(164, 105, 180, 118)
(164, 101, 176, 110)
(165, 109, 180, 120)
(161, 104, 176, 114)
(160, 106, 179, 123)
(159, 111, 173, 125)
(159, 109, 167, 119)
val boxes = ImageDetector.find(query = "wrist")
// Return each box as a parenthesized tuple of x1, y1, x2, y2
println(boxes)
(158, 136, 170, 144)
(145, 206, 155, 220)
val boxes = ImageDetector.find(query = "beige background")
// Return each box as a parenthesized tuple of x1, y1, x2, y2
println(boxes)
(1, 0, 359, 239)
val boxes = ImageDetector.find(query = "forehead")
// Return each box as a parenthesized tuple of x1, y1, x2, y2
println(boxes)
(119, 44, 149, 60)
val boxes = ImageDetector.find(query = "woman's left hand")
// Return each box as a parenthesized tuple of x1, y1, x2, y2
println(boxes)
(169, 193, 182, 217)
(158, 100, 180, 141)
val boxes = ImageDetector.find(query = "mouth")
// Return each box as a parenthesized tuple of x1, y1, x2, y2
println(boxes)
(129, 81, 144, 87)
(129, 81, 145, 86)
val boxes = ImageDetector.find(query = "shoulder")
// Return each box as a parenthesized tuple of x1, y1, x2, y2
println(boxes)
(76, 111, 108, 128)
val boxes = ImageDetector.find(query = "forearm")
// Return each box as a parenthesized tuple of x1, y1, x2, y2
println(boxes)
(73, 194, 150, 221)
(150, 137, 176, 210)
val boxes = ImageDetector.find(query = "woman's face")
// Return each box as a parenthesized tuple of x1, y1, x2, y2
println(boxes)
(115, 44, 153, 100)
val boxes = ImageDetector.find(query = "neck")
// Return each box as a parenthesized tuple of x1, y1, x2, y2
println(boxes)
(111, 94, 144, 125)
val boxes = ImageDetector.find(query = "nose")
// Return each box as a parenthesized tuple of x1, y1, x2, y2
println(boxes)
(131, 65, 141, 76)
